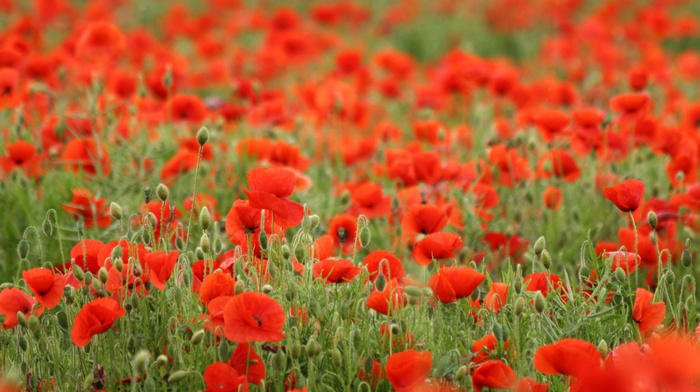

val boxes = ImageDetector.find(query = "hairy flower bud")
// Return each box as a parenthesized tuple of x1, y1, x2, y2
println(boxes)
(156, 184, 169, 202)
(534, 291, 546, 313)
(199, 207, 211, 231)
(133, 350, 151, 373)
(234, 280, 246, 295)
(190, 330, 204, 346)
(647, 211, 657, 230)
(375, 273, 387, 292)
(540, 249, 551, 269)
(197, 126, 209, 146)
(534, 236, 545, 256)
(682, 249, 692, 268)
(110, 202, 123, 221)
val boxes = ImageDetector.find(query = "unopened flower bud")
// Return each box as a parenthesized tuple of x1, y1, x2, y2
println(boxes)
(534, 236, 545, 256)
(514, 297, 526, 316)
(110, 203, 123, 221)
(614, 267, 626, 282)
(156, 183, 169, 202)
(217, 342, 230, 362)
(375, 273, 387, 292)
(259, 230, 268, 249)
(665, 270, 675, 285)
(42, 219, 53, 237)
(200, 233, 210, 253)
(16, 311, 27, 328)
(492, 323, 503, 342)
(647, 211, 657, 230)
(541, 249, 551, 270)
(133, 350, 151, 373)
(199, 207, 211, 231)
(195, 247, 205, 261)
(274, 351, 287, 371)
(305, 339, 320, 358)
(167, 371, 188, 384)
(17, 240, 29, 260)
(262, 284, 273, 294)
(291, 343, 302, 359)
(309, 215, 320, 230)
(97, 268, 109, 284)
(294, 246, 307, 262)
(359, 227, 371, 247)
(455, 365, 468, 381)
(28, 315, 39, 332)
(649, 231, 658, 245)
(72, 265, 85, 281)
(197, 126, 209, 146)
(234, 280, 246, 295)
(190, 330, 204, 346)
(363, 357, 374, 376)
(597, 340, 609, 357)
(534, 291, 546, 313)
(281, 245, 291, 260)
(682, 249, 692, 268)
(155, 355, 168, 367)
(331, 348, 342, 366)
(389, 322, 401, 335)
(513, 278, 523, 294)
(404, 286, 423, 298)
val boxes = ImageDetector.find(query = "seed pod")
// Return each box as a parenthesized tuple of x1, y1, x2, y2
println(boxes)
(375, 274, 387, 292)
(534, 236, 545, 256)
(534, 292, 546, 313)
(197, 126, 209, 146)
(190, 330, 204, 346)
(359, 227, 371, 247)
(17, 240, 29, 260)
(331, 348, 342, 366)
(541, 249, 551, 270)
(167, 371, 188, 384)
(682, 249, 692, 268)
(133, 350, 151, 373)
(262, 284, 273, 294)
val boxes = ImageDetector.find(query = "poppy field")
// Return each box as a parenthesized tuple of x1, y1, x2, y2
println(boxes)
(3, 0, 700, 391)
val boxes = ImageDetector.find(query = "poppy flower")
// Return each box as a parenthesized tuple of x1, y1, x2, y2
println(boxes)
(349, 182, 392, 218)
(402, 204, 449, 235)
(205, 296, 233, 336)
(532, 109, 569, 143)
(243, 167, 304, 228)
(313, 258, 360, 284)
(536, 149, 580, 182)
(71, 298, 126, 347)
(605, 251, 640, 275)
(471, 333, 515, 366)
(385, 349, 432, 392)
(472, 360, 517, 392)
(105, 260, 150, 297)
(229, 343, 265, 385)
(413, 232, 463, 266)
(60, 138, 111, 176)
(523, 272, 563, 298)
(62, 188, 111, 229)
(22, 268, 65, 308)
(223, 292, 285, 342)
(428, 267, 485, 303)
(167, 94, 207, 123)
(514, 377, 549, 392)
(534, 339, 600, 378)
(145, 251, 179, 290)
(0, 140, 43, 177)
(632, 288, 665, 334)
(358, 358, 384, 386)
(542, 186, 562, 211)
(0, 288, 43, 329)
(0, 67, 21, 109)
(70, 239, 104, 275)
(484, 282, 509, 313)
(203, 362, 249, 392)
(604, 179, 645, 212)
(362, 250, 406, 282)
(226, 199, 281, 258)
(199, 272, 236, 305)
(366, 278, 407, 316)
(76, 21, 126, 61)
(328, 214, 360, 255)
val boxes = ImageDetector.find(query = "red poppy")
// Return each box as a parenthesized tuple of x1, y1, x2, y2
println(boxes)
(199, 272, 236, 305)
(71, 298, 126, 347)
(61, 138, 111, 176)
(0, 288, 43, 329)
(328, 214, 360, 255)
(76, 21, 126, 61)
(105, 260, 150, 296)
(62, 188, 111, 229)
(484, 282, 508, 313)
(22, 268, 65, 309)
(542, 186, 562, 211)
(358, 358, 384, 386)
(313, 258, 360, 284)
(203, 362, 249, 392)
(223, 292, 285, 342)
(145, 251, 179, 290)
(632, 288, 665, 334)
(472, 360, 517, 392)
(428, 267, 485, 303)
(362, 250, 406, 282)
(523, 272, 563, 298)
(70, 239, 104, 275)
(205, 296, 233, 336)
(413, 232, 463, 266)
(366, 278, 407, 316)
(536, 149, 580, 182)
(349, 182, 392, 218)
(243, 167, 304, 228)
(385, 349, 432, 392)
(534, 339, 600, 378)
(225, 199, 281, 258)
(605, 251, 640, 275)
(604, 179, 645, 212)
(167, 94, 207, 123)
(532, 109, 569, 143)
(402, 204, 448, 235)
(229, 343, 265, 385)
(0, 140, 43, 177)
(514, 377, 549, 392)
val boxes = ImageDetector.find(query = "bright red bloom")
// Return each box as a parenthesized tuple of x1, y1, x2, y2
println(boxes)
(61, 138, 111, 176)
(604, 179, 645, 212)
(472, 360, 517, 392)
(70, 239, 104, 275)
(428, 267, 485, 303)
(205, 296, 233, 337)
(145, 251, 179, 290)
(484, 282, 508, 313)
(385, 349, 433, 392)
(362, 250, 406, 282)
(71, 298, 125, 347)
(514, 377, 549, 392)
(22, 268, 65, 308)
(543, 186, 562, 211)
(523, 272, 563, 298)
(328, 213, 360, 255)
(199, 272, 236, 305)
(413, 232, 463, 266)
(366, 278, 407, 316)
(168, 94, 207, 123)
(0, 288, 43, 329)
(229, 343, 265, 385)
(62, 188, 111, 229)
(533, 109, 569, 143)
(402, 204, 448, 235)
(243, 167, 304, 228)
(632, 288, 665, 334)
(349, 182, 392, 218)
(203, 362, 249, 392)
(313, 258, 360, 284)
(223, 292, 285, 342)
(0, 140, 43, 177)
(76, 21, 126, 61)
(605, 251, 640, 275)
(225, 199, 281, 258)
(534, 339, 600, 378)
(536, 149, 580, 182)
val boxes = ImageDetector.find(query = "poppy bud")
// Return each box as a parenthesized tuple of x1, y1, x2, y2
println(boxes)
(262, 284, 273, 294)
(614, 267, 626, 283)
(167, 371, 188, 384)
(291, 342, 302, 359)
(331, 348, 342, 366)
(301, 213, 311, 232)
(171, 287, 182, 309)
(578, 266, 590, 282)
(404, 286, 423, 298)
(274, 351, 287, 371)
(110, 202, 123, 221)
(375, 273, 387, 292)
(144, 378, 156, 392)
(534, 292, 546, 313)
(42, 219, 53, 237)
(534, 236, 545, 256)
(259, 230, 268, 249)
(294, 246, 307, 263)
(234, 280, 246, 295)
(156, 184, 169, 202)
(682, 249, 692, 268)
(213, 238, 223, 255)
(647, 211, 657, 230)
(665, 270, 676, 285)
(305, 339, 320, 358)
(197, 126, 209, 146)
(83, 272, 93, 286)
(469, 260, 478, 270)
(340, 300, 350, 320)
(363, 357, 374, 376)
(18, 335, 27, 351)
(280, 244, 291, 260)
(389, 322, 401, 335)
(195, 247, 205, 261)
(217, 342, 230, 362)
(155, 355, 168, 368)
(513, 278, 523, 295)
(309, 215, 320, 230)
(514, 297, 526, 316)
(57, 310, 68, 329)
(28, 315, 39, 332)
(352, 330, 362, 350)
(649, 231, 657, 245)
(597, 340, 609, 357)
(133, 350, 151, 373)
(92, 277, 102, 291)
(541, 249, 551, 269)
(16, 311, 27, 328)
(189, 330, 204, 346)
(72, 265, 85, 281)
(199, 207, 211, 231)
(455, 365, 468, 381)
(17, 239, 29, 260)
(200, 234, 210, 254)
(359, 227, 371, 247)
(676, 171, 685, 182)
(175, 237, 185, 251)
(492, 323, 503, 342)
